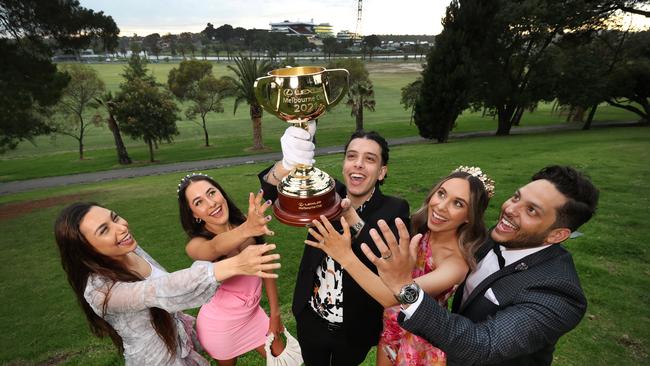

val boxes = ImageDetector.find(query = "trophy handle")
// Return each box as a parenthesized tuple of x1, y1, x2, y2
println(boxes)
(323, 68, 350, 108)
(253, 75, 279, 113)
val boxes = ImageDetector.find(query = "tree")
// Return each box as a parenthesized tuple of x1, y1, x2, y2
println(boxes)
(413, 0, 490, 142)
(226, 56, 273, 150)
(400, 77, 422, 124)
(168, 60, 232, 146)
(93, 92, 132, 164)
(322, 37, 338, 60)
(142, 33, 161, 60)
(0, 0, 118, 152)
(346, 81, 376, 131)
(552, 26, 650, 129)
(49, 64, 106, 159)
(362, 35, 382, 60)
(168, 60, 212, 97)
(114, 55, 179, 162)
(327, 58, 373, 130)
(179, 32, 194, 58)
(214, 24, 234, 59)
(327, 58, 370, 86)
(162, 33, 177, 57)
(466, 0, 644, 135)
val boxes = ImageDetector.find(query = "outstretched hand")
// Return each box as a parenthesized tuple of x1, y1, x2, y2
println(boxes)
(231, 243, 281, 279)
(360, 218, 421, 294)
(305, 215, 354, 265)
(243, 190, 274, 237)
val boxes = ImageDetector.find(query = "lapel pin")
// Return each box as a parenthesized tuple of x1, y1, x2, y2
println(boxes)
(515, 262, 528, 271)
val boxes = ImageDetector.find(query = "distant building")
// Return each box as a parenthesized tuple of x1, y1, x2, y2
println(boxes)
(270, 20, 316, 36)
(336, 30, 358, 41)
(314, 23, 334, 38)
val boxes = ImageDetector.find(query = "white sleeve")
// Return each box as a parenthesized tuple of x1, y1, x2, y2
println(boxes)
(84, 261, 218, 315)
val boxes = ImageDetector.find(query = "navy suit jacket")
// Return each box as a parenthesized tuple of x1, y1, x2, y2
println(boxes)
(399, 237, 587, 365)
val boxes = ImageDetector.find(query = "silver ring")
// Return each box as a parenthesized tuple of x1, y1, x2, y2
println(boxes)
(381, 251, 393, 260)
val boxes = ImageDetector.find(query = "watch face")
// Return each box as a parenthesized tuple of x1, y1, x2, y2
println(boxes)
(403, 287, 418, 303)
(400, 284, 420, 304)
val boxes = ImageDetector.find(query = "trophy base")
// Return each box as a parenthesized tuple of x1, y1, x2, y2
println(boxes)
(273, 165, 342, 227)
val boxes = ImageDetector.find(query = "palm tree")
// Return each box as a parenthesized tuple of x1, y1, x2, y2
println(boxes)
(226, 56, 273, 150)
(94, 92, 132, 164)
(347, 81, 376, 131)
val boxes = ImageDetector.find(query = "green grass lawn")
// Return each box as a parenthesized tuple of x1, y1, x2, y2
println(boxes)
(0, 62, 641, 182)
(1, 126, 648, 365)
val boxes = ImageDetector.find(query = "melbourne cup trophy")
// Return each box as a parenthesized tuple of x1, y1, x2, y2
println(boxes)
(254, 66, 349, 226)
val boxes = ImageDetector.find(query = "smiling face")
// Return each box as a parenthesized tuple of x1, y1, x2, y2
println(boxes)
(427, 178, 471, 233)
(184, 180, 230, 233)
(342, 137, 387, 205)
(78, 206, 137, 258)
(492, 179, 569, 248)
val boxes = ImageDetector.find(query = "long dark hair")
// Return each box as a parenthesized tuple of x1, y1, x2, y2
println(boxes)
(54, 202, 178, 358)
(177, 174, 263, 243)
(410, 171, 491, 269)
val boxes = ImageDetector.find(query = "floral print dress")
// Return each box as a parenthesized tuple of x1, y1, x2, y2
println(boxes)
(378, 232, 455, 366)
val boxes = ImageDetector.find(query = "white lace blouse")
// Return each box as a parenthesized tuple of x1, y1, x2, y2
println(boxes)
(83, 246, 219, 365)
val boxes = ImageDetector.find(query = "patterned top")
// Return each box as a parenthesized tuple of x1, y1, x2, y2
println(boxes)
(379, 233, 455, 366)
(309, 194, 372, 323)
(83, 246, 219, 366)
(310, 255, 344, 322)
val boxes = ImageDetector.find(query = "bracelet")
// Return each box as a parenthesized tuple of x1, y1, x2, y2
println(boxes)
(270, 166, 282, 182)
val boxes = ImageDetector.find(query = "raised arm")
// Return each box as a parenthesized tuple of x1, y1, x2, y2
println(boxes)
(414, 253, 468, 299)
(400, 280, 586, 365)
(260, 122, 316, 188)
(186, 190, 275, 261)
(86, 244, 281, 315)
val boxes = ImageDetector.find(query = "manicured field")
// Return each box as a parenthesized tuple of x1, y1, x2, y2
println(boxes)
(0, 62, 640, 182)
(1, 126, 648, 365)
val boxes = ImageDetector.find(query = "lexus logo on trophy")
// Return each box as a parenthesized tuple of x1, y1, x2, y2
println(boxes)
(254, 66, 349, 226)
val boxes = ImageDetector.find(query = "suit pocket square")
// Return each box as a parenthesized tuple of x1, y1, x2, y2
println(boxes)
(484, 288, 500, 305)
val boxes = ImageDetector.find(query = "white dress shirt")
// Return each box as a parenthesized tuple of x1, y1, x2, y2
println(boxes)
(402, 244, 552, 319)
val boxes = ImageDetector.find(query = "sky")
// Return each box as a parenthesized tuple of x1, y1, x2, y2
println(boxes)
(79, 0, 451, 36)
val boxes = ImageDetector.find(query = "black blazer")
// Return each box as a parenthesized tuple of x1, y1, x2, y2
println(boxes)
(399, 237, 587, 365)
(259, 166, 410, 347)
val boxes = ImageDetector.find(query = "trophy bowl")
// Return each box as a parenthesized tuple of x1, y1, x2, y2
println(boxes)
(254, 66, 349, 226)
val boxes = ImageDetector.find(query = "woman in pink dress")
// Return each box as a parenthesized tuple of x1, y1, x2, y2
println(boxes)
(177, 173, 284, 365)
(306, 166, 494, 366)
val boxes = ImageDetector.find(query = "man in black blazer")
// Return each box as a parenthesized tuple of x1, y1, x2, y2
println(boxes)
(259, 127, 410, 365)
(362, 165, 599, 365)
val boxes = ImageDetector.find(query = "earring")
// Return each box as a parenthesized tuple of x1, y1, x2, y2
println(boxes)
(195, 217, 202, 223)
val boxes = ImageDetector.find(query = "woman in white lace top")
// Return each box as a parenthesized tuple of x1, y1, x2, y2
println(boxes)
(54, 202, 280, 365)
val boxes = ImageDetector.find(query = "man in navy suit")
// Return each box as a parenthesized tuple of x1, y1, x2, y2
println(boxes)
(362, 165, 599, 365)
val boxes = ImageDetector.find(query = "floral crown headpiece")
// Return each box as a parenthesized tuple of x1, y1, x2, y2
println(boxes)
(176, 172, 213, 194)
(452, 166, 495, 198)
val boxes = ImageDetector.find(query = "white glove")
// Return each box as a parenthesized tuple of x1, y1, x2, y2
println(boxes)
(280, 121, 316, 170)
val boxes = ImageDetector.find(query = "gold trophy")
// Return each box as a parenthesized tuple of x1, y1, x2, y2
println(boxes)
(254, 66, 349, 226)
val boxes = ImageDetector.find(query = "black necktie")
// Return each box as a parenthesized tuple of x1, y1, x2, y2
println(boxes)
(493, 243, 506, 269)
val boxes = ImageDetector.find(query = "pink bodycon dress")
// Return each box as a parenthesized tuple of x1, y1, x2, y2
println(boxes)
(196, 274, 269, 360)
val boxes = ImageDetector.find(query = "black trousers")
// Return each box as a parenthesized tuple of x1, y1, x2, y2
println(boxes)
(296, 306, 373, 366)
